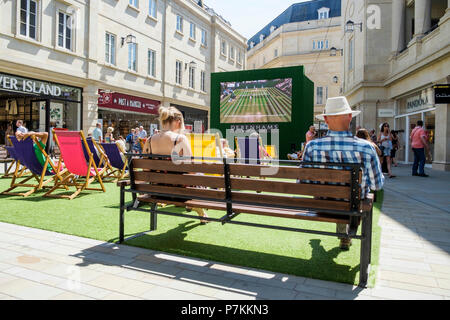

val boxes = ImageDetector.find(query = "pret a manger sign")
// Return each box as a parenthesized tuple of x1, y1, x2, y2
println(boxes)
(98, 90, 160, 115)
(0, 73, 62, 96)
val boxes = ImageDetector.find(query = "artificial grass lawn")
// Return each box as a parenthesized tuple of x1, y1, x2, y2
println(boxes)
(0, 178, 383, 287)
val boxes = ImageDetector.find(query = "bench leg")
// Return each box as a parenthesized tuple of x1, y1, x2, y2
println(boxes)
(368, 208, 373, 264)
(359, 212, 371, 288)
(119, 185, 125, 243)
(150, 203, 157, 231)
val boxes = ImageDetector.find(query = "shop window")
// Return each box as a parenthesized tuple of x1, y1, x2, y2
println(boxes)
(20, 0, 39, 40)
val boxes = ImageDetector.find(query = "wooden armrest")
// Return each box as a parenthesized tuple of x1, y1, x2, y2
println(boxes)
(361, 193, 374, 213)
(117, 180, 131, 187)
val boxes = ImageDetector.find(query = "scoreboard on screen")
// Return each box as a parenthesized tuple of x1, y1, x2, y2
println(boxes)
(210, 66, 314, 159)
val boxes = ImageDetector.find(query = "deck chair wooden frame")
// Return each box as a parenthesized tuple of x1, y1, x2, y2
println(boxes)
(1, 135, 68, 197)
(86, 137, 117, 182)
(2, 136, 30, 178)
(43, 130, 106, 200)
(98, 142, 129, 182)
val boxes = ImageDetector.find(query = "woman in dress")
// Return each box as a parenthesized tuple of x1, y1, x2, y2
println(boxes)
(377, 123, 395, 178)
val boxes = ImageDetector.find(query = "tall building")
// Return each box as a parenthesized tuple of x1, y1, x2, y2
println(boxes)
(246, 0, 343, 119)
(342, 0, 449, 171)
(0, 0, 246, 142)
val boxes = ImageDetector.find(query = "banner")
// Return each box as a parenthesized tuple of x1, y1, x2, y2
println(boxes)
(98, 90, 160, 115)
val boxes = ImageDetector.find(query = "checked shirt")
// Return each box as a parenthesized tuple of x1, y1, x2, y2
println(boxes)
(301, 130, 385, 199)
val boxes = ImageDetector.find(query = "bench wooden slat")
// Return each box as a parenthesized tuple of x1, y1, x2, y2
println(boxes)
(232, 192, 351, 212)
(136, 196, 351, 224)
(229, 163, 352, 183)
(134, 184, 226, 200)
(134, 171, 225, 189)
(230, 177, 350, 199)
(132, 159, 224, 175)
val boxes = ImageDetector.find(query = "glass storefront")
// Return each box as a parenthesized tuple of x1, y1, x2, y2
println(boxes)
(98, 108, 158, 138)
(0, 73, 82, 149)
(394, 88, 436, 165)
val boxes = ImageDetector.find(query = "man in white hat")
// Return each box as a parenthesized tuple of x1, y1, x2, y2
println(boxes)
(302, 96, 384, 250)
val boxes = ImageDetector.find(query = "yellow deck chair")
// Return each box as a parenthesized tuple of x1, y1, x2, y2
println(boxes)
(186, 133, 223, 163)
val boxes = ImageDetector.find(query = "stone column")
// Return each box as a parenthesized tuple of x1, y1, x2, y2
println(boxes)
(82, 84, 99, 135)
(391, 0, 406, 54)
(432, 103, 450, 171)
(414, 0, 431, 36)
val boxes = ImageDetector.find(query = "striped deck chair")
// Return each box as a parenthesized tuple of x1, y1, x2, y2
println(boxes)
(43, 130, 106, 200)
(99, 142, 128, 181)
(1, 136, 67, 197)
(265, 145, 277, 159)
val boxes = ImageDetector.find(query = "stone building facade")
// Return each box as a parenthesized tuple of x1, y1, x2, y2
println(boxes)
(0, 0, 246, 142)
(342, 0, 450, 170)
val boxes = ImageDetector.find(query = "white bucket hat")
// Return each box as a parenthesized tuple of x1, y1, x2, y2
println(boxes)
(315, 96, 361, 121)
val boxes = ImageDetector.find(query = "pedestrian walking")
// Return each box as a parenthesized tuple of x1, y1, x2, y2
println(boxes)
(410, 120, 430, 177)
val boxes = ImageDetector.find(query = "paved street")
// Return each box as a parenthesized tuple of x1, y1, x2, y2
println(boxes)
(0, 165, 449, 300)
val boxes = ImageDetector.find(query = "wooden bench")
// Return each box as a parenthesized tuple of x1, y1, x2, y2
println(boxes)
(118, 155, 374, 287)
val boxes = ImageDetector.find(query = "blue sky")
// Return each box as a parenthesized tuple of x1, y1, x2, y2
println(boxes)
(204, 0, 309, 40)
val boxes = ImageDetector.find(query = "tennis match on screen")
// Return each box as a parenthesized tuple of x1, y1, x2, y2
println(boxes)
(220, 78, 292, 124)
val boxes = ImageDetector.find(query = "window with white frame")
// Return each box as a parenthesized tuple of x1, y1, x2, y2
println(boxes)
(149, 0, 156, 18)
(20, 0, 38, 40)
(176, 15, 183, 33)
(316, 86, 324, 105)
(129, 0, 138, 8)
(57, 11, 72, 50)
(105, 32, 116, 65)
(274, 48, 278, 57)
(148, 49, 156, 77)
(318, 7, 329, 20)
(189, 66, 195, 89)
(190, 22, 196, 39)
(201, 29, 207, 46)
(221, 40, 226, 56)
(237, 50, 242, 64)
(230, 46, 235, 60)
(349, 37, 354, 70)
(200, 70, 206, 92)
(128, 42, 137, 71)
(175, 60, 182, 85)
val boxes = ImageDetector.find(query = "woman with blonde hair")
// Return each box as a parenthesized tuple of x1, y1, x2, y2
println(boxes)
(143, 106, 209, 224)
(105, 126, 115, 143)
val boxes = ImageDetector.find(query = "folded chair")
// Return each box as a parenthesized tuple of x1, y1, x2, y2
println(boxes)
(99, 142, 128, 182)
(43, 130, 106, 200)
(1, 136, 67, 197)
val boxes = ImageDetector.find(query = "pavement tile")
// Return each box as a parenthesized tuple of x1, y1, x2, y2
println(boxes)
(370, 286, 444, 300)
(0, 278, 64, 300)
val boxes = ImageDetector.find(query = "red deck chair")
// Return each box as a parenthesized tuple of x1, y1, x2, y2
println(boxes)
(43, 130, 106, 200)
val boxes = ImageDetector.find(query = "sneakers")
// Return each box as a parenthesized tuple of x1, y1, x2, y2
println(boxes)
(339, 238, 352, 251)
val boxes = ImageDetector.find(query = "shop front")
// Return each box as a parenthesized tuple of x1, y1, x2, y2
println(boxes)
(170, 104, 208, 133)
(0, 72, 82, 149)
(97, 90, 160, 138)
(394, 87, 436, 166)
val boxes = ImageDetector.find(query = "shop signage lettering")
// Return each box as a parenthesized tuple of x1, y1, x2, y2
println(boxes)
(230, 124, 279, 131)
(378, 109, 395, 117)
(434, 84, 450, 104)
(98, 90, 160, 115)
(406, 95, 430, 112)
(0, 74, 62, 97)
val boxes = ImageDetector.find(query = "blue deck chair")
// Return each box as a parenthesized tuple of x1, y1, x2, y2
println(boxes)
(99, 142, 128, 181)
(235, 136, 261, 164)
(1, 136, 68, 197)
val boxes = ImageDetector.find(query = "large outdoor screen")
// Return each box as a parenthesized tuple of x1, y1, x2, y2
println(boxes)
(219, 78, 292, 124)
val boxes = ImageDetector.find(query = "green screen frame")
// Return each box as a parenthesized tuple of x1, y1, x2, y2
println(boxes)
(210, 66, 314, 159)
